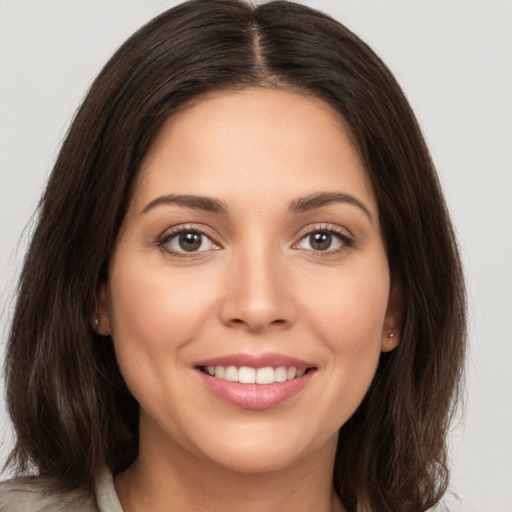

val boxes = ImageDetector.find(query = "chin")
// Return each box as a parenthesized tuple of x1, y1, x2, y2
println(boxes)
(189, 423, 338, 475)
(203, 444, 309, 474)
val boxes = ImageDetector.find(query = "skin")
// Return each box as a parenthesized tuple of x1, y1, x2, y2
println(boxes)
(98, 88, 401, 512)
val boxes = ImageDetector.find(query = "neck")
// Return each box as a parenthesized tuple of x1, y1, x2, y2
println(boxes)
(115, 422, 345, 512)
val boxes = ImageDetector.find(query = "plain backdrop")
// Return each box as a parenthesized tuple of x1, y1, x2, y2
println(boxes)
(1, 1, 511, 511)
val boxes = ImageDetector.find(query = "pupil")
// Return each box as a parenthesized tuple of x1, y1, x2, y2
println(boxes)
(310, 232, 331, 251)
(179, 232, 202, 251)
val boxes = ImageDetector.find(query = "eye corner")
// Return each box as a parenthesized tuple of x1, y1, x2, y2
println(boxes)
(156, 224, 222, 258)
(293, 224, 355, 256)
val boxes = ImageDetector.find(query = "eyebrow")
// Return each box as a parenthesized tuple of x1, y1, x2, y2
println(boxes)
(140, 191, 372, 221)
(288, 192, 373, 222)
(140, 194, 229, 215)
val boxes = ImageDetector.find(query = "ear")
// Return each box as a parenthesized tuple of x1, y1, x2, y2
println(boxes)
(92, 283, 112, 336)
(381, 280, 404, 353)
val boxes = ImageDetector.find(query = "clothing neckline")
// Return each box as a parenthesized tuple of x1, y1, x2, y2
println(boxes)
(95, 467, 123, 512)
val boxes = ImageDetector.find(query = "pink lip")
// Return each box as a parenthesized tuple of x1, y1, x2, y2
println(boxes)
(194, 352, 316, 410)
(196, 370, 314, 410)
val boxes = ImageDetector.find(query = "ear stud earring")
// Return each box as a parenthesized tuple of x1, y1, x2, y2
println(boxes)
(383, 331, 399, 350)
(94, 318, 99, 327)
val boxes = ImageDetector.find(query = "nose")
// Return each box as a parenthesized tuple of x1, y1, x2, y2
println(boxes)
(218, 245, 296, 333)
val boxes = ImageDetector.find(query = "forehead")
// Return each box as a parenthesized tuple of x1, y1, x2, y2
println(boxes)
(133, 87, 376, 215)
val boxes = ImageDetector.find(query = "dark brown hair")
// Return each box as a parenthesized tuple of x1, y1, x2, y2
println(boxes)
(4, 1, 466, 510)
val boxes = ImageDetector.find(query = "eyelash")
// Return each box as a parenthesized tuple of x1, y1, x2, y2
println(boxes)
(157, 224, 219, 258)
(157, 223, 354, 258)
(294, 224, 355, 257)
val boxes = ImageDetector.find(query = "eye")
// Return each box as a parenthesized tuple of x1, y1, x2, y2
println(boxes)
(296, 229, 351, 253)
(161, 229, 219, 254)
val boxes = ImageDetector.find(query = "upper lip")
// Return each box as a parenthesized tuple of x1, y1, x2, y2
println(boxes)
(195, 352, 315, 370)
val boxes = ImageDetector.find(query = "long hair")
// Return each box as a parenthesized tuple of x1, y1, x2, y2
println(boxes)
(4, 1, 466, 511)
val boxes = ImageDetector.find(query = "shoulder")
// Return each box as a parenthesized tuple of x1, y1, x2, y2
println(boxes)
(0, 476, 97, 512)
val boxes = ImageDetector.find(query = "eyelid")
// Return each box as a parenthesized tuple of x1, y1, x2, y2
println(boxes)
(294, 222, 353, 239)
(155, 222, 354, 258)
(157, 223, 222, 256)
(292, 223, 355, 254)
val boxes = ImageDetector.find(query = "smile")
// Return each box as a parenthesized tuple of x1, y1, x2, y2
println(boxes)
(195, 354, 316, 409)
(199, 365, 307, 384)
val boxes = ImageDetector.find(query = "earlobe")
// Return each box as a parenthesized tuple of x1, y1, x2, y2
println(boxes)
(93, 283, 112, 336)
(381, 280, 404, 353)
(381, 330, 399, 352)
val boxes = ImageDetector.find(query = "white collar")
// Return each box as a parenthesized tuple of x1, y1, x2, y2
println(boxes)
(95, 466, 124, 512)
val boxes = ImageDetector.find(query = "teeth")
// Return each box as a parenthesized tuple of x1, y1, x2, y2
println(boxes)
(203, 365, 308, 384)
(238, 366, 256, 384)
(287, 367, 297, 379)
(256, 367, 275, 385)
(275, 366, 287, 382)
(224, 366, 238, 382)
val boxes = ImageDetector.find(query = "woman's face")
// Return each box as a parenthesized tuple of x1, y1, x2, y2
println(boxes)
(100, 88, 400, 474)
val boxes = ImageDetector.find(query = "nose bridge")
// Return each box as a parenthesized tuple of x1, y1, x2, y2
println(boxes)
(220, 236, 294, 331)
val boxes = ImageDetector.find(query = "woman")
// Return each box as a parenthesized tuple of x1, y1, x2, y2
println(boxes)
(0, 0, 466, 511)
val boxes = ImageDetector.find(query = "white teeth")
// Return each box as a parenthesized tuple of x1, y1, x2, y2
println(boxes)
(256, 367, 275, 385)
(238, 366, 256, 384)
(287, 367, 297, 379)
(204, 365, 309, 384)
(224, 366, 238, 382)
(274, 366, 287, 382)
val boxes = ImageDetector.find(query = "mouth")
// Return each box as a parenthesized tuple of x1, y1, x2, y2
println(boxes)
(194, 354, 317, 409)
(197, 365, 314, 384)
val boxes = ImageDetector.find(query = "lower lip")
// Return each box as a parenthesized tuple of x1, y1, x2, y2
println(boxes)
(196, 369, 314, 410)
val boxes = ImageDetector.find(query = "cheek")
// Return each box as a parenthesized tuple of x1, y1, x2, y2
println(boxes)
(306, 266, 390, 346)
(108, 260, 214, 346)
(105, 254, 222, 392)
(311, 273, 388, 423)
(105, 257, 223, 426)
(301, 259, 390, 396)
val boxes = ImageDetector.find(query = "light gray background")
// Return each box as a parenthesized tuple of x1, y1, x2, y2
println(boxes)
(1, 1, 511, 511)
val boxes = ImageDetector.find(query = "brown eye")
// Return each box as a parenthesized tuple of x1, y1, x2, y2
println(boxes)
(309, 232, 332, 251)
(162, 230, 218, 254)
(296, 230, 346, 253)
(178, 232, 202, 252)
